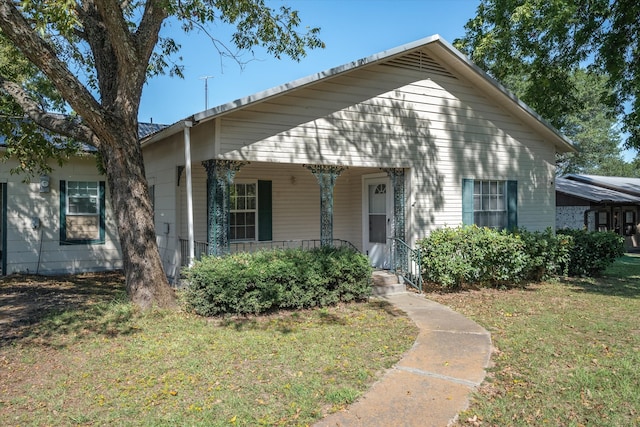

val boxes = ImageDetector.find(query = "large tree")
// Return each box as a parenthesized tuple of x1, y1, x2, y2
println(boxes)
(455, 0, 640, 150)
(0, 0, 322, 309)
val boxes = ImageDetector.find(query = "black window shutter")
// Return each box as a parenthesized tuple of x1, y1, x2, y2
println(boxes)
(258, 180, 272, 241)
(507, 180, 518, 230)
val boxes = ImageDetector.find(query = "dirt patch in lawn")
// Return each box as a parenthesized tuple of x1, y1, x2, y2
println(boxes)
(0, 271, 125, 344)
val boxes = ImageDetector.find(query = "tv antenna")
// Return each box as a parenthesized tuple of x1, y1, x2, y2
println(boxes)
(199, 75, 214, 110)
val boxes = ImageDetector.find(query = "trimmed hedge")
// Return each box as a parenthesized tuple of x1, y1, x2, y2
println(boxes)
(417, 225, 528, 288)
(417, 226, 574, 288)
(183, 246, 372, 316)
(557, 229, 625, 276)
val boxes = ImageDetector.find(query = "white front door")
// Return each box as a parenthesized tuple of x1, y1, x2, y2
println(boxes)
(363, 176, 393, 269)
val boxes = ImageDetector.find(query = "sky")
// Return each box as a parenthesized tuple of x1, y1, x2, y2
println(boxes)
(139, 0, 481, 125)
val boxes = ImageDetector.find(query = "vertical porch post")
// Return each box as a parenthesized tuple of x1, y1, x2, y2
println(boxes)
(202, 159, 247, 256)
(305, 164, 346, 247)
(383, 168, 406, 271)
(183, 122, 195, 266)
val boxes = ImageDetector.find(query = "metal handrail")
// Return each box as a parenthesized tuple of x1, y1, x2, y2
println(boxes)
(391, 237, 423, 292)
(179, 238, 359, 266)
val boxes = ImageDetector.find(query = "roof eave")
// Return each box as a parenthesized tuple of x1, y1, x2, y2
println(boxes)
(140, 119, 193, 147)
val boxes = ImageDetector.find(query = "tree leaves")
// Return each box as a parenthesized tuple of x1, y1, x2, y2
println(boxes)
(456, 0, 640, 150)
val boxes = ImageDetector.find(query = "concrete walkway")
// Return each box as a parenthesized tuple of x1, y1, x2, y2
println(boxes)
(314, 292, 492, 427)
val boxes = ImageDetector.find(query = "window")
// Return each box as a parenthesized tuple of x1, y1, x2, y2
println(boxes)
(60, 180, 105, 244)
(474, 180, 506, 229)
(230, 182, 257, 241)
(596, 211, 609, 231)
(462, 179, 517, 230)
(67, 181, 99, 214)
(207, 180, 272, 242)
(623, 210, 637, 236)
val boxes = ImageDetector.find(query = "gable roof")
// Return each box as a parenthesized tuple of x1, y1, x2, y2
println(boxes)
(140, 35, 576, 153)
(556, 176, 640, 204)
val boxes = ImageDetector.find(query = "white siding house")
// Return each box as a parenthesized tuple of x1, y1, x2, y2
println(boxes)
(141, 35, 576, 283)
(0, 35, 575, 279)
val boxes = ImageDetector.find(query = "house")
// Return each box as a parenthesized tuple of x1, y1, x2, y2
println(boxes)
(0, 123, 165, 275)
(140, 35, 575, 283)
(1, 35, 575, 280)
(556, 174, 640, 251)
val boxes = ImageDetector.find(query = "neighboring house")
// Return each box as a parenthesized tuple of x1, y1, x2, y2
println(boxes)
(556, 174, 640, 251)
(0, 123, 165, 275)
(140, 35, 576, 283)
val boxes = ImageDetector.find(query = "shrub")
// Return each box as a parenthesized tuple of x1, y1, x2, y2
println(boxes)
(557, 229, 625, 276)
(418, 226, 578, 288)
(515, 228, 573, 280)
(183, 246, 372, 316)
(417, 225, 529, 288)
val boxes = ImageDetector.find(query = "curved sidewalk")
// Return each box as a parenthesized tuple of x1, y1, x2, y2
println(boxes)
(314, 292, 492, 427)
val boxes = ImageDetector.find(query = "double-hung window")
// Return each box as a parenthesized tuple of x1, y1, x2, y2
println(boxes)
(462, 179, 517, 230)
(230, 182, 257, 241)
(60, 180, 105, 244)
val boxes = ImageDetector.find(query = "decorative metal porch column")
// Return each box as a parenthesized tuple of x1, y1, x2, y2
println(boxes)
(305, 164, 346, 247)
(383, 168, 407, 272)
(202, 159, 247, 256)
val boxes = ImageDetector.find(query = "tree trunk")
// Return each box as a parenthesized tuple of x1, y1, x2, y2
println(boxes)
(100, 125, 176, 310)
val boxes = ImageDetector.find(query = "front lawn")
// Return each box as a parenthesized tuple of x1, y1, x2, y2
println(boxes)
(429, 254, 640, 426)
(0, 273, 417, 426)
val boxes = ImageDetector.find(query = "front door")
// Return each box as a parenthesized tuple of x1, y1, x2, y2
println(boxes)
(364, 176, 392, 268)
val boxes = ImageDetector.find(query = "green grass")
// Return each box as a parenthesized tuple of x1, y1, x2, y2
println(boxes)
(429, 254, 640, 426)
(0, 276, 417, 426)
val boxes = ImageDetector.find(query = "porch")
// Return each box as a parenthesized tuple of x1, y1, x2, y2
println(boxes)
(175, 160, 422, 291)
(177, 161, 407, 264)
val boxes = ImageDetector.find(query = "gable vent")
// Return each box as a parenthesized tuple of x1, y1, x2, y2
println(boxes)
(383, 51, 457, 79)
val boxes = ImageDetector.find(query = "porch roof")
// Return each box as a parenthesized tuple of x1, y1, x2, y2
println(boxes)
(139, 35, 576, 154)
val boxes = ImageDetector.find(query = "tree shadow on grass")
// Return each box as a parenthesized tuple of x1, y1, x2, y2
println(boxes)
(218, 300, 401, 334)
(558, 255, 640, 299)
(219, 306, 349, 334)
(0, 271, 138, 347)
(560, 275, 640, 299)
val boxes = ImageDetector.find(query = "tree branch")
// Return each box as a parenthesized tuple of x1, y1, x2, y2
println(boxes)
(0, 76, 99, 147)
(0, 0, 107, 138)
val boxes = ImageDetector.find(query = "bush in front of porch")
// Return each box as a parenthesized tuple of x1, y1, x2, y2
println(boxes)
(184, 247, 372, 316)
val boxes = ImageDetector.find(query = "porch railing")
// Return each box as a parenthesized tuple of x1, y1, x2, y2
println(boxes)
(179, 239, 209, 266)
(391, 238, 423, 292)
(179, 238, 359, 267)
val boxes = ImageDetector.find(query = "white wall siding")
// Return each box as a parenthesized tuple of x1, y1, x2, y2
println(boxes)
(1, 157, 122, 275)
(144, 133, 183, 281)
(178, 165, 208, 243)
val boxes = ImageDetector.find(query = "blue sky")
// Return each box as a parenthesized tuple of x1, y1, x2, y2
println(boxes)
(139, 0, 481, 125)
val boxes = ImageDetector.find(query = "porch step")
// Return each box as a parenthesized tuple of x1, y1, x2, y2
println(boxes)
(371, 270, 406, 296)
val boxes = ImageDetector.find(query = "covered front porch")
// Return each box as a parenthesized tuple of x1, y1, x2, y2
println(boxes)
(176, 160, 410, 272)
